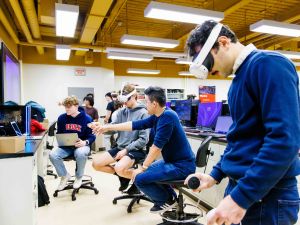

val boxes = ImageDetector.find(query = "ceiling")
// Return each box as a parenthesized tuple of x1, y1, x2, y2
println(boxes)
(1, 0, 300, 74)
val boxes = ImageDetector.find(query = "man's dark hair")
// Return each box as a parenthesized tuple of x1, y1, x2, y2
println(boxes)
(83, 96, 94, 106)
(105, 92, 112, 99)
(144, 86, 166, 107)
(186, 20, 238, 57)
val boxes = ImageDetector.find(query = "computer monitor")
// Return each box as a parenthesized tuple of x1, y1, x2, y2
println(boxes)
(221, 103, 230, 116)
(214, 116, 233, 134)
(175, 100, 192, 121)
(10, 121, 22, 136)
(0, 105, 31, 136)
(197, 102, 222, 129)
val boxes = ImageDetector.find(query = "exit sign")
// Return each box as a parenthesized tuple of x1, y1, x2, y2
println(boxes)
(75, 68, 86, 76)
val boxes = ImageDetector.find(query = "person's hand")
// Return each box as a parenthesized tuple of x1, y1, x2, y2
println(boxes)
(132, 168, 143, 182)
(184, 173, 217, 192)
(206, 195, 246, 225)
(115, 149, 127, 160)
(88, 122, 109, 135)
(75, 139, 86, 148)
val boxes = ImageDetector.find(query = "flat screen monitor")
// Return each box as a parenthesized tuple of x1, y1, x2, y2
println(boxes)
(0, 43, 21, 104)
(0, 105, 31, 136)
(175, 100, 192, 121)
(214, 116, 233, 134)
(197, 102, 222, 128)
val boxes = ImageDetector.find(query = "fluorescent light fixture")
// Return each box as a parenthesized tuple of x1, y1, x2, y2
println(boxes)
(71, 47, 89, 51)
(121, 34, 179, 48)
(250, 20, 300, 37)
(178, 71, 193, 76)
(55, 3, 79, 37)
(107, 52, 153, 62)
(176, 58, 193, 65)
(106, 47, 185, 58)
(127, 68, 160, 74)
(144, 1, 224, 24)
(56, 45, 71, 60)
(228, 74, 236, 78)
(276, 50, 300, 59)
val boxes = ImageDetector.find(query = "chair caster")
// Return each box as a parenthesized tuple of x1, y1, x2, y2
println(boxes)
(72, 196, 76, 201)
(53, 191, 58, 197)
(113, 199, 117, 204)
(91, 183, 94, 187)
(127, 208, 132, 213)
(94, 189, 99, 194)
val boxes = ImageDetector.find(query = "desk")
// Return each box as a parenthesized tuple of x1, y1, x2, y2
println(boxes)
(0, 132, 47, 225)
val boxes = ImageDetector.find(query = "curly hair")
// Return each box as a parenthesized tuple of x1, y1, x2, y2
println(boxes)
(62, 96, 79, 107)
(186, 20, 238, 57)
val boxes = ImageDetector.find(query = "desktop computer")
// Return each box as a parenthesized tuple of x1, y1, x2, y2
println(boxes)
(196, 102, 222, 130)
(174, 100, 192, 126)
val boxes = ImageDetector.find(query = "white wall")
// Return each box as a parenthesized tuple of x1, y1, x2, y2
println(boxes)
(115, 76, 232, 101)
(22, 64, 114, 122)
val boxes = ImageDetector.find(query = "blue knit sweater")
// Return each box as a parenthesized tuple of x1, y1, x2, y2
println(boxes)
(210, 50, 300, 209)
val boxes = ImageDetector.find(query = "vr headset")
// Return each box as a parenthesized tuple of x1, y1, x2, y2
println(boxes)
(189, 23, 223, 79)
(118, 87, 137, 103)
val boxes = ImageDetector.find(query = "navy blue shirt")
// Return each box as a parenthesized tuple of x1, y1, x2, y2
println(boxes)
(132, 109, 195, 163)
(210, 50, 300, 209)
(57, 109, 96, 145)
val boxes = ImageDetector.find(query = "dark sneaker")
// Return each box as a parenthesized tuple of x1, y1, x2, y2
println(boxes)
(125, 183, 140, 195)
(150, 199, 178, 214)
(118, 176, 130, 191)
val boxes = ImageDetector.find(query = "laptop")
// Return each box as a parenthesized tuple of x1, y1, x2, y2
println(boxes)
(10, 121, 43, 140)
(214, 116, 233, 134)
(55, 133, 79, 147)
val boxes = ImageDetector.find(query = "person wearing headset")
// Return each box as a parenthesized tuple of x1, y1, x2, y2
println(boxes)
(92, 84, 150, 194)
(184, 20, 300, 225)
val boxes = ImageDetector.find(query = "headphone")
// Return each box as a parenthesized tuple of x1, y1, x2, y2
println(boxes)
(189, 23, 223, 79)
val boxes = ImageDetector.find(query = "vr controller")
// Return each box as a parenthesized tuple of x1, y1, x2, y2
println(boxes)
(187, 176, 201, 190)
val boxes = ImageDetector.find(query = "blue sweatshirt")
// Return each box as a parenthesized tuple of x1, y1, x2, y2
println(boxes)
(132, 109, 195, 164)
(210, 50, 300, 209)
(57, 107, 96, 145)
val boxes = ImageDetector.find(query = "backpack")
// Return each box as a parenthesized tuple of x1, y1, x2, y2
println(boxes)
(38, 175, 50, 207)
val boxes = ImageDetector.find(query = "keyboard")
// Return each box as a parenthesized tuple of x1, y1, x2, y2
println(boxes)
(26, 136, 43, 140)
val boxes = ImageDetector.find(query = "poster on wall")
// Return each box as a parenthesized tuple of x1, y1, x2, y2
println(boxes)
(199, 85, 216, 103)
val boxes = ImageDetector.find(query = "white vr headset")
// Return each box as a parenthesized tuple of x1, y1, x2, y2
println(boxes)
(118, 88, 137, 103)
(189, 23, 223, 79)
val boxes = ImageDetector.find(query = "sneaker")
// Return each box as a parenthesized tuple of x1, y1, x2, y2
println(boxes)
(73, 177, 83, 189)
(150, 199, 178, 214)
(118, 176, 130, 191)
(57, 174, 71, 191)
(125, 183, 140, 195)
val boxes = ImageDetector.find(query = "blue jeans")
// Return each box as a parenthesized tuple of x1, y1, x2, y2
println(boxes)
(49, 146, 90, 178)
(225, 178, 300, 225)
(135, 159, 196, 206)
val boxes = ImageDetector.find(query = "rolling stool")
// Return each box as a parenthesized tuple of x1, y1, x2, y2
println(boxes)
(156, 136, 213, 225)
(53, 155, 99, 201)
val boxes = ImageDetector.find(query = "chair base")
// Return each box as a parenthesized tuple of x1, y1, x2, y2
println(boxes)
(53, 175, 99, 201)
(113, 193, 152, 213)
(158, 221, 203, 225)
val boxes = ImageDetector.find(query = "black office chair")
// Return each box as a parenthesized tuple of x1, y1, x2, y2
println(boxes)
(157, 136, 213, 225)
(46, 121, 58, 178)
(112, 130, 154, 213)
(53, 154, 99, 201)
(112, 157, 153, 213)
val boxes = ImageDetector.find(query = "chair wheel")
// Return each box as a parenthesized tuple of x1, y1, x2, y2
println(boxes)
(54, 175, 57, 179)
(127, 208, 132, 213)
(91, 183, 94, 187)
(72, 196, 76, 201)
(113, 199, 117, 204)
(94, 189, 99, 195)
(53, 192, 58, 197)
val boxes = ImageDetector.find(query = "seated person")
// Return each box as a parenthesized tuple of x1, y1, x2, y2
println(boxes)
(50, 96, 95, 190)
(31, 114, 46, 133)
(90, 86, 196, 214)
(83, 96, 99, 122)
(92, 84, 149, 193)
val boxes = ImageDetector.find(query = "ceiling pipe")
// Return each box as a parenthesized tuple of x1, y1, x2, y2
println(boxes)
(21, 0, 44, 54)
(0, 7, 19, 44)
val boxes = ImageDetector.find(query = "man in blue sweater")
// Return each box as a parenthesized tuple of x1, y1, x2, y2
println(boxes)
(50, 96, 95, 191)
(90, 87, 196, 214)
(184, 20, 300, 225)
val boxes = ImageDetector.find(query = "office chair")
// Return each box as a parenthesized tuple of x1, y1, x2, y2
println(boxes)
(46, 121, 58, 178)
(112, 157, 153, 213)
(53, 154, 99, 201)
(157, 136, 213, 225)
